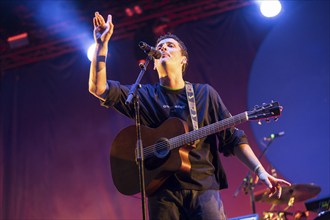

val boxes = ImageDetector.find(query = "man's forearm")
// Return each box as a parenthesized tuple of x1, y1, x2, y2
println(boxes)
(234, 143, 263, 173)
(89, 43, 109, 98)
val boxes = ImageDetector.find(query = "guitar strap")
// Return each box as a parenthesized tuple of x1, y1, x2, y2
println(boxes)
(185, 81, 199, 131)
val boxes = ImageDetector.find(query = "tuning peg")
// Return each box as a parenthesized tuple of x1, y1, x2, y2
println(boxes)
(274, 117, 279, 122)
(258, 120, 262, 125)
(266, 118, 270, 123)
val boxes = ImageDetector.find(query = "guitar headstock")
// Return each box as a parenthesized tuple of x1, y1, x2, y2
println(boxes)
(248, 101, 282, 122)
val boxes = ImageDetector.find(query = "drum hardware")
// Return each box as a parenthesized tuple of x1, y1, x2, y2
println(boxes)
(263, 210, 293, 220)
(255, 183, 321, 220)
(305, 196, 330, 220)
(263, 210, 310, 220)
(254, 183, 321, 206)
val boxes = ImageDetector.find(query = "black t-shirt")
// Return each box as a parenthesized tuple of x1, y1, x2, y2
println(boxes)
(102, 80, 248, 191)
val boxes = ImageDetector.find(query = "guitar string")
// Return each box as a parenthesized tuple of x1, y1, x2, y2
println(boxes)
(142, 113, 247, 157)
(142, 112, 248, 158)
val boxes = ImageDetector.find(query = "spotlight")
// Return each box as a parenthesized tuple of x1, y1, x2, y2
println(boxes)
(87, 43, 96, 61)
(258, 0, 282, 17)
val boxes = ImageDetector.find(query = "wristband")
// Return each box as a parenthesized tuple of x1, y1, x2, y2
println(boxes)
(253, 164, 263, 174)
(97, 55, 106, 62)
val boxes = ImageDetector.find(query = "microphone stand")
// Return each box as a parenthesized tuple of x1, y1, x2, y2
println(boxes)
(125, 55, 153, 220)
(233, 138, 275, 214)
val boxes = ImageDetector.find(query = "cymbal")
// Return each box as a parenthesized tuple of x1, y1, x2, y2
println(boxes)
(254, 183, 321, 205)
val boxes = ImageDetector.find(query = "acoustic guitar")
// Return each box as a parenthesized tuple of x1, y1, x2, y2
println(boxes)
(110, 101, 282, 196)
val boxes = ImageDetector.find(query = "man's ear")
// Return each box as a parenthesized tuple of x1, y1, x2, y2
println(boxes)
(182, 57, 187, 64)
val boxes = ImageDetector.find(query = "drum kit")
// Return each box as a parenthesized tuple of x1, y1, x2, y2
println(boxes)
(253, 183, 326, 220)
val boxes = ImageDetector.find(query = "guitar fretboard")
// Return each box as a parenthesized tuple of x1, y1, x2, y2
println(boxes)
(143, 112, 248, 158)
(169, 112, 248, 150)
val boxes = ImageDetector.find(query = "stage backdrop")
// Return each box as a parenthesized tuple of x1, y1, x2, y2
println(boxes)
(1, 2, 328, 219)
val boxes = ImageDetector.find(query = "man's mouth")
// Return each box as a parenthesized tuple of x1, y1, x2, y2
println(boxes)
(161, 52, 170, 58)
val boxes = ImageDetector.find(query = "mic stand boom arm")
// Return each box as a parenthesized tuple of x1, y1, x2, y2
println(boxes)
(125, 55, 153, 220)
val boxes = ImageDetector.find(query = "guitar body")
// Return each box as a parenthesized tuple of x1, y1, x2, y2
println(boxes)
(110, 118, 191, 196)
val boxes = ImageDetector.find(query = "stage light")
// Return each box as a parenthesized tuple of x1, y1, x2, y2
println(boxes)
(133, 5, 143, 15)
(258, 0, 282, 17)
(7, 32, 29, 49)
(125, 5, 143, 17)
(125, 8, 134, 17)
(87, 43, 96, 61)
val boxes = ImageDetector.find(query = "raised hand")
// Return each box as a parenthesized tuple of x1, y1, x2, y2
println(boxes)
(93, 12, 114, 45)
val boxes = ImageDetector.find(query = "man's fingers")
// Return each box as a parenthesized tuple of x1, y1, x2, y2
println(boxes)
(268, 189, 275, 198)
(93, 17, 97, 28)
(280, 179, 291, 186)
(99, 14, 105, 23)
(97, 13, 105, 26)
(94, 11, 106, 28)
(258, 172, 290, 199)
(277, 184, 282, 198)
(106, 14, 114, 35)
(263, 177, 273, 189)
(94, 12, 100, 26)
(107, 14, 112, 25)
(268, 183, 282, 199)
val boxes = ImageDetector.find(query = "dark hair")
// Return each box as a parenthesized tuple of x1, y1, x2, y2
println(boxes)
(156, 33, 189, 74)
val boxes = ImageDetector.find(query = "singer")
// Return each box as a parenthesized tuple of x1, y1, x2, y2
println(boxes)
(89, 12, 290, 220)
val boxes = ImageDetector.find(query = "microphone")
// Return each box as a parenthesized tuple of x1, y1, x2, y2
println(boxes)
(139, 41, 162, 59)
(264, 131, 285, 141)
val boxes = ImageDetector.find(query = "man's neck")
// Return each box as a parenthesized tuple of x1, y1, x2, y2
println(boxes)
(159, 76, 185, 90)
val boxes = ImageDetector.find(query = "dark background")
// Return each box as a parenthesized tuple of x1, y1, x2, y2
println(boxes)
(1, 1, 329, 219)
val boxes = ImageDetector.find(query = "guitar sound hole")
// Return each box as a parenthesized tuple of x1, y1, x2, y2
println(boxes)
(154, 138, 170, 158)
(144, 138, 170, 171)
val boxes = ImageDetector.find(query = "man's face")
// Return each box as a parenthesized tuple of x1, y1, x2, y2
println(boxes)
(154, 38, 187, 73)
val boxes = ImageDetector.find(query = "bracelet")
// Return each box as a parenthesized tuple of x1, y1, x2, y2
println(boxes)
(96, 55, 106, 62)
(253, 164, 262, 174)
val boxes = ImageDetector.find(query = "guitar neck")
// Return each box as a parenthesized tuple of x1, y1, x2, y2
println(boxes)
(169, 112, 248, 150)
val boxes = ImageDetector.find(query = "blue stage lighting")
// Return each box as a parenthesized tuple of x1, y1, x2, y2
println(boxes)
(258, 0, 282, 18)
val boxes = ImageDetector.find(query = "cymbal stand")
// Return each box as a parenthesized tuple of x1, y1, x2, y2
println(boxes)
(284, 197, 295, 211)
